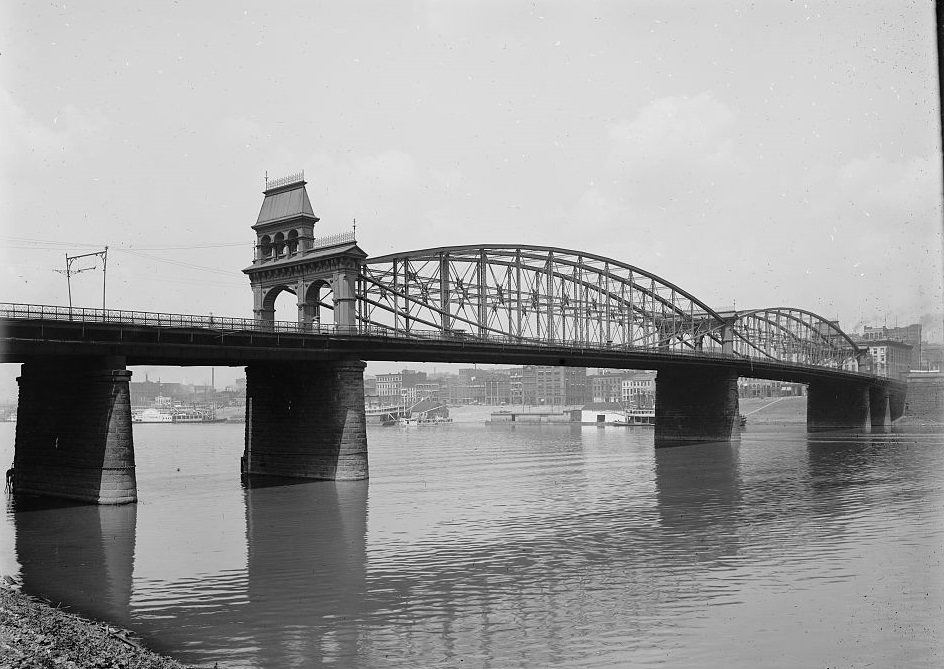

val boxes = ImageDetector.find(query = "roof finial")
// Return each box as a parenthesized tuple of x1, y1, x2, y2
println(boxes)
(353, 217, 357, 237)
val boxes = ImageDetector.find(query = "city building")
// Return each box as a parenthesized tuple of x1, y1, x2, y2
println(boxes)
(862, 323, 922, 371)
(588, 371, 628, 403)
(375, 369, 428, 403)
(621, 371, 655, 409)
(920, 342, 943, 372)
(454, 368, 511, 405)
(414, 382, 444, 402)
(364, 376, 377, 397)
(520, 366, 588, 406)
(864, 339, 913, 381)
(509, 367, 523, 405)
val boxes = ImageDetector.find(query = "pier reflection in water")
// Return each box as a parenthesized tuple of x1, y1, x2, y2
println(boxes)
(0, 422, 941, 668)
(13, 497, 136, 627)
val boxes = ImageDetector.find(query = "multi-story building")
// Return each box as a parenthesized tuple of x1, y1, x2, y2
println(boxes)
(865, 340, 914, 381)
(429, 372, 458, 404)
(621, 371, 656, 409)
(413, 382, 443, 402)
(375, 370, 428, 402)
(363, 376, 378, 407)
(453, 368, 511, 404)
(482, 371, 511, 405)
(453, 369, 481, 404)
(520, 366, 588, 406)
(588, 371, 628, 403)
(921, 342, 943, 372)
(509, 367, 523, 405)
(862, 324, 922, 371)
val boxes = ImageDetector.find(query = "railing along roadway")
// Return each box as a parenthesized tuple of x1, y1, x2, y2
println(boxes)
(0, 303, 873, 378)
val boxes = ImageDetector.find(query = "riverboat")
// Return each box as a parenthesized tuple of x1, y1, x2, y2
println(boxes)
(172, 409, 218, 423)
(622, 409, 655, 426)
(398, 416, 453, 427)
(134, 408, 173, 423)
(416, 416, 453, 426)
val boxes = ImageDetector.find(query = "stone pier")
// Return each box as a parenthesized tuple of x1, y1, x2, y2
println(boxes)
(868, 386, 891, 429)
(807, 379, 871, 433)
(242, 360, 368, 481)
(654, 368, 740, 447)
(13, 357, 137, 504)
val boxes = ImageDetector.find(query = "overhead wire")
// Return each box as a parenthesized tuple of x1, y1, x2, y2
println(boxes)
(0, 234, 246, 250)
(1, 234, 249, 277)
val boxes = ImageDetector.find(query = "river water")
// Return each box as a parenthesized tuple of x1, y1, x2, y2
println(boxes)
(0, 417, 941, 668)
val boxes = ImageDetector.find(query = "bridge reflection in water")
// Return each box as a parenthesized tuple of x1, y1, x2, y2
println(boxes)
(8, 422, 942, 667)
(13, 497, 137, 627)
(10, 478, 367, 667)
(7, 436, 746, 665)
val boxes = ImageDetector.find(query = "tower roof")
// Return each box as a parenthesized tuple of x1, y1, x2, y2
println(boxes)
(254, 172, 320, 229)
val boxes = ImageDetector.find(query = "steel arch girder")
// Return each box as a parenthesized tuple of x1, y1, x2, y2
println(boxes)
(728, 307, 861, 367)
(359, 244, 729, 351)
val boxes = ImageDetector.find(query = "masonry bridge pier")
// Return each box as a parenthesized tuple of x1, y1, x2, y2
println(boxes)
(0, 175, 904, 504)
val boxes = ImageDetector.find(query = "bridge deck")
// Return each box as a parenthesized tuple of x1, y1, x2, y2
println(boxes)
(0, 305, 900, 391)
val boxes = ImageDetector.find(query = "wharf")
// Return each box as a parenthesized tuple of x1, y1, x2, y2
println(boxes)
(487, 409, 575, 424)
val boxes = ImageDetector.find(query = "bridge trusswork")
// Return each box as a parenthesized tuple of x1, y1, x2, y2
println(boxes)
(1, 175, 905, 504)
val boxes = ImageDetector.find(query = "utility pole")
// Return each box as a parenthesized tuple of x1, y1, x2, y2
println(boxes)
(55, 247, 108, 316)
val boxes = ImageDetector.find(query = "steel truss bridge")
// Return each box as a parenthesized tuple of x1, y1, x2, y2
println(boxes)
(357, 245, 863, 373)
(0, 242, 903, 508)
(2, 244, 883, 388)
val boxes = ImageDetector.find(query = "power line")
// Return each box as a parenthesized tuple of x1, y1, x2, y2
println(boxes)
(116, 271, 243, 288)
(2, 234, 255, 279)
(114, 248, 237, 277)
(0, 235, 246, 251)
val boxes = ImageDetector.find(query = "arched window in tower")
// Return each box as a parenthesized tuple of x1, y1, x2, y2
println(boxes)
(287, 230, 299, 255)
(260, 235, 272, 261)
(274, 232, 285, 258)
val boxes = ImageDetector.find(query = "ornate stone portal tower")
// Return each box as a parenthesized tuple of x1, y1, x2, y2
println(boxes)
(243, 172, 366, 330)
(241, 172, 369, 482)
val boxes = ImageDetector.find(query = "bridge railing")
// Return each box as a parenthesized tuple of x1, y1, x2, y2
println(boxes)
(0, 302, 738, 357)
(0, 303, 306, 333)
(0, 303, 874, 376)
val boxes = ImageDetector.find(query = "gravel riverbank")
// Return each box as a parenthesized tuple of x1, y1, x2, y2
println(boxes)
(0, 583, 195, 669)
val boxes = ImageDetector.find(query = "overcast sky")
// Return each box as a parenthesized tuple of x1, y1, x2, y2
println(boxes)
(1, 1, 941, 390)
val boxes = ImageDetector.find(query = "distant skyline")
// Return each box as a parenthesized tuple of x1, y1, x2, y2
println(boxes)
(1, 1, 942, 391)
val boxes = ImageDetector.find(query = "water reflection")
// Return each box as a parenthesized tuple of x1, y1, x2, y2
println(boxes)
(134, 478, 369, 667)
(13, 496, 136, 627)
(652, 440, 741, 539)
(2, 422, 941, 668)
(244, 478, 368, 667)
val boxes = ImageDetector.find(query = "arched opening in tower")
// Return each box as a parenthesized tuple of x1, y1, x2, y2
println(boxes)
(304, 280, 335, 329)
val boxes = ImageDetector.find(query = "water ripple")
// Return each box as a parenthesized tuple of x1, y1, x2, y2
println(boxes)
(0, 422, 941, 667)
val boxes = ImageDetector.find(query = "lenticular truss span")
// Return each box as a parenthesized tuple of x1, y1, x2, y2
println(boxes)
(356, 245, 861, 369)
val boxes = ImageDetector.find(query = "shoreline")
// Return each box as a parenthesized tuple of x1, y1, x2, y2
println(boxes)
(0, 582, 196, 668)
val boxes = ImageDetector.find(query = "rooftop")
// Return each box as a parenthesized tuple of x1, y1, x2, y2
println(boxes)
(255, 172, 319, 228)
